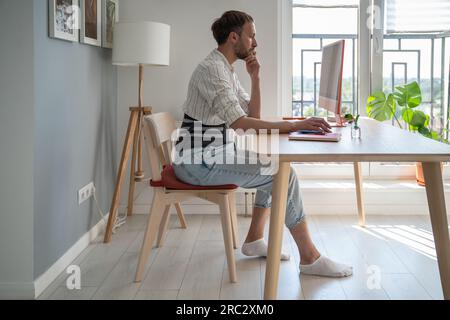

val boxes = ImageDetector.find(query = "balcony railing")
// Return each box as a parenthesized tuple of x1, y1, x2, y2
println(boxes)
(293, 32, 450, 133)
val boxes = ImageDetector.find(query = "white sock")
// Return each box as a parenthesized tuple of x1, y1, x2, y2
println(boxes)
(241, 238, 291, 261)
(300, 255, 353, 277)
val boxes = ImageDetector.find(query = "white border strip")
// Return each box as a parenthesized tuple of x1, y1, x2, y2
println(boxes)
(33, 213, 108, 298)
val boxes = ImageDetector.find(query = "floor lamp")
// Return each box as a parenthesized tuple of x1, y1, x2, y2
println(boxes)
(104, 21, 171, 243)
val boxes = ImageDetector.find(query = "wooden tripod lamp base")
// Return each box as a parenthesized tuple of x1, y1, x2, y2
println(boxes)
(107, 21, 171, 243)
(103, 106, 152, 243)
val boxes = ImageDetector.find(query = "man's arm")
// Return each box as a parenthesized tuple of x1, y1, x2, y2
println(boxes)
(245, 53, 261, 119)
(231, 116, 293, 133)
(230, 116, 332, 134)
(247, 76, 261, 119)
(238, 53, 331, 133)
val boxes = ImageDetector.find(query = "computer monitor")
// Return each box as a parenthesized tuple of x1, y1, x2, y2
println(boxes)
(318, 40, 345, 127)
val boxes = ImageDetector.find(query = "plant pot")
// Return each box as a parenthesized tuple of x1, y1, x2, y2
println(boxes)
(415, 162, 443, 186)
(415, 162, 425, 186)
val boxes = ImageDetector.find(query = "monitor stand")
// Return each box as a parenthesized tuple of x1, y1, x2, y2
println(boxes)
(327, 115, 347, 127)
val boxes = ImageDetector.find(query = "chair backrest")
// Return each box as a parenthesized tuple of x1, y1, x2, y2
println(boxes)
(143, 112, 178, 181)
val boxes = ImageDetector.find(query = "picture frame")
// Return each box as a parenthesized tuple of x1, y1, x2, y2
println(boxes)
(80, 0, 102, 46)
(49, 0, 80, 42)
(101, 0, 119, 49)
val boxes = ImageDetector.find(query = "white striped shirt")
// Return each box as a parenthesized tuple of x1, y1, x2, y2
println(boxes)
(182, 49, 250, 127)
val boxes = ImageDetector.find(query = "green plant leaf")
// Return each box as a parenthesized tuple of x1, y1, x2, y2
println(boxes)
(418, 126, 430, 136)
(410, 110, 427, 128)
(344, 114, 354, 122)
(440, 137, 450, 145)
(430, 131, 440, 140)
(424, 114, 430, 127)
(401, 108, 414, 124)
(393, 81, 422, 108)
(366, 92, 396, 121)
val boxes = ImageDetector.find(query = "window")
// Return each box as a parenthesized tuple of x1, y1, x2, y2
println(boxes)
(382, 0, 450, 132)
(372, 0, 450, 176)
(291, 0, 363, 178)
(292, 0, 358, 117)
(287, 0, 450, 179)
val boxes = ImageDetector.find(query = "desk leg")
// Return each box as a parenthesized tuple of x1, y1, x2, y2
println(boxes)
(353, 162, 366, 226)
(264, 162, 290, 300)
(422, 162, 450, 300)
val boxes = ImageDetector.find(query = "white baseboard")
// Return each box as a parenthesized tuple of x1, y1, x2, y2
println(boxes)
(120, 203, 441, 216)
(32, 214, 108, 299)
(120, 204, 254, 215)
(121, 180, 450, 216)
(0, 216, 108, 300)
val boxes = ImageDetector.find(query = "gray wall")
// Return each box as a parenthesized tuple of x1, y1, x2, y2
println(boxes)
(1, 0, 118, 296)
(0, 0, 35, 298)
(33, 1, 117, 278)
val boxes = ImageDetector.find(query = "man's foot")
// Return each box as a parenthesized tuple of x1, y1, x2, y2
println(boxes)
(300, 255, 353, 277)
(241, 238, 291, 261)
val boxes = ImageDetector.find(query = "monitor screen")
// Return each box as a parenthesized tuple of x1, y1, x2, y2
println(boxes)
(318, 40, 345, 125)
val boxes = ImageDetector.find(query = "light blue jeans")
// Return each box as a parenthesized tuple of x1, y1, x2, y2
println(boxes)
(172, 144, 306, 230)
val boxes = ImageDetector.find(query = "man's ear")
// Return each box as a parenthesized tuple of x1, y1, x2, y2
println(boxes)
(229, 31, 239, 44)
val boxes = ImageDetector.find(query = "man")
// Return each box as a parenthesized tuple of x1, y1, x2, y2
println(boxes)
(173, 10, 352, 277)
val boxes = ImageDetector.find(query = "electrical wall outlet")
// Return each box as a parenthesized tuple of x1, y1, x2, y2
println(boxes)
(78, 182, 95, 205)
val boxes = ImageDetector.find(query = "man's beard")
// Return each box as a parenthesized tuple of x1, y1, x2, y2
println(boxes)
(234, 43, 252, 60)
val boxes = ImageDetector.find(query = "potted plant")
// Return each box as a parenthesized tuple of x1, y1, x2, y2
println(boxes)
(366, 81, 449, 185)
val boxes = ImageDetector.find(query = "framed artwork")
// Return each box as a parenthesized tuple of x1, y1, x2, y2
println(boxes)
(49, 0, 80, 42)
(80, 0, 102, 46)
(102, 0, 119, 49)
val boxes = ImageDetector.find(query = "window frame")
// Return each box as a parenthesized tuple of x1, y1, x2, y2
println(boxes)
(369, 0, 450, 179)
(280, 0, 372, 179)
(281, 0, 450, 180)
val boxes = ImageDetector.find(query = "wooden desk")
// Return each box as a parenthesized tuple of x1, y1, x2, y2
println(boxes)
(262, 118, 450, 300)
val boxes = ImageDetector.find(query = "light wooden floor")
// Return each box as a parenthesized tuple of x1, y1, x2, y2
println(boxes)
(38, 213, 447, 300)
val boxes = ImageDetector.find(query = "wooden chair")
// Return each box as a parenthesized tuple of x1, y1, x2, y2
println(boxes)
(134, 112, 239, 283)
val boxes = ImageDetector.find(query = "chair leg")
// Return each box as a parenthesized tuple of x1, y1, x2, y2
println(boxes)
(175, 203, 187, 229)
(218, 194, 237, 283)
(228, 193, 239, 249)
(135, 190, 165, 282)
(156, 204, 171, 248)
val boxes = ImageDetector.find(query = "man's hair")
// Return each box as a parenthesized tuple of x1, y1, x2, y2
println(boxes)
(211, 10, 254, 45)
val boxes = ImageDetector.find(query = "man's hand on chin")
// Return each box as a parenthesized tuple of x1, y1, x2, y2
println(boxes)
(245, 51, 260, 80)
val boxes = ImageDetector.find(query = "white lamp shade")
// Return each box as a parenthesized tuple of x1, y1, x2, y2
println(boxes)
(112, 21, 170, 66)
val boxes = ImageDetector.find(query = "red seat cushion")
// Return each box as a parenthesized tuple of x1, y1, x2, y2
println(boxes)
(150, 165, 238, 190)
